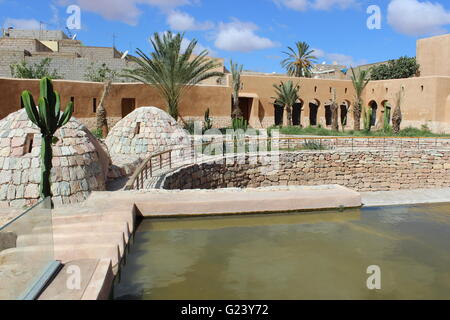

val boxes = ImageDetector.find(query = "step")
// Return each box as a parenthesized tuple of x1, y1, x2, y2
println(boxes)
(16, 232, 127, 257)
(38, 259, 98, 300)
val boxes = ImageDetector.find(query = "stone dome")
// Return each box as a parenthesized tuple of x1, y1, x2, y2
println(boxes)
(0, 109, 109, 207)
(105, 107, 190, 160)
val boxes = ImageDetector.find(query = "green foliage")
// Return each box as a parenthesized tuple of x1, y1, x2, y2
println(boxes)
(91, 128, 104, 139)
(204, 108, 213, 132)
(123, 32, 224, 120)
(370, 56, 420, 80)
(21, 77, 74, 202)
(232, 117, 248, 131)
(363, 106, 373, 132)
(281, 41, 317, 77)
(383, 105, 392, 133)
(272, 80, 300, 126)
(267, 125, 450, 137)
(350, 67, 370, 131)
(10, 58, 61, 79)
(302, 140, 327, 150)
(230, 60, 243, 118)
(84, 62, 118, 82)
(183, 120, 196, 135)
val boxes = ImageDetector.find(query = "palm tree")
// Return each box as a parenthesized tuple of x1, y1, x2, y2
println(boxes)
(350, 67, 370, 131)
(230, 60, 243, 119)
(330, 88, 339, 131)
(96, 80, 112, 137)
(392, 91, 403, 134)
(272, 81, 300, 126)
(281, 41, 317, 77)
(123, 32, 223, 120)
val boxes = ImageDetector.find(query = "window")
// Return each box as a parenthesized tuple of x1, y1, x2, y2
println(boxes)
(93, 98, 97, 113)
(421, 85, 424, 92)
(23, 133, 34, 155)
(345, 88, 348, 94)
(135, 122, 141, 135)
(314, 86, 317, 93)
(386, 88, 389, 93)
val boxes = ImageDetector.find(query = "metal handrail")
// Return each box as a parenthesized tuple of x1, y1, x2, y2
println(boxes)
(125, 136, 450, 190)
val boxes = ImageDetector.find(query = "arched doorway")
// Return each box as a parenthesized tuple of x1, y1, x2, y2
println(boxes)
(340, 100, 350, 128)
(368, 101, 378, 127)
(381, 100, 391, 129)
(324, 102, 332, 127)
(292, 100, 303, 126)
(274, 100, 284, 126)
(309, 99, 320, 126)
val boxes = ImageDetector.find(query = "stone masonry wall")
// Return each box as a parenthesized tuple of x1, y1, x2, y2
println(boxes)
(162, 150, 450, 192)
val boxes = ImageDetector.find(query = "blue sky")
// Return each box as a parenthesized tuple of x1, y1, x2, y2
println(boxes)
(1, 0, 450, 73)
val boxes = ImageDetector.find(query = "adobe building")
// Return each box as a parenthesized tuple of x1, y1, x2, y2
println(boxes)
(0, 32, 449, 132)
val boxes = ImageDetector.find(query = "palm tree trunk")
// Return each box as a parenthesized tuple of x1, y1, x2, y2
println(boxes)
(331, 103, 339, 131)
(232, 97, 242, 119)
(353, 102, 361, 131)
(97, 80, 112, 137)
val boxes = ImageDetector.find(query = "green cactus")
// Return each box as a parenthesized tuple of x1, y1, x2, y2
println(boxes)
(363, 106, 373, 132)
(21, 77, 74, 201)
(204, 108, 213, 132)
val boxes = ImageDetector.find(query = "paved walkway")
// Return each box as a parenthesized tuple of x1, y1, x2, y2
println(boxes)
(361, 188, 450, 207)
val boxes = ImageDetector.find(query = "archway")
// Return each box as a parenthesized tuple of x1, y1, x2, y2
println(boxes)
(381, 100, 391, 129)
(340, 100, 350, 128)
(274, 100, 284, 126)
(324, 102, 332, 127)
(368, 100, 378, 127)
(309, 99, 320, 126)
(292, 100, 303, 126)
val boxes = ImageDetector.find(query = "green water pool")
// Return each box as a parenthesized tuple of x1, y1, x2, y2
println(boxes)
(114, 203, 450, 300)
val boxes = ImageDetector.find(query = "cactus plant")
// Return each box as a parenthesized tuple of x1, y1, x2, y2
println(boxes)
(363, 105, 373, 132)
(204, 108, 213, 132)
(21, 77, 74, 201)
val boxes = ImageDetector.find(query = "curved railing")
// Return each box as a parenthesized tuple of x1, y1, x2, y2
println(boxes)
(125, 136, 450, 190)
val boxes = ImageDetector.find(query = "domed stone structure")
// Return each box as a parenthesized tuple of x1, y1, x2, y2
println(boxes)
(105, 107, 190, 161)
(0, 109, 109, 207)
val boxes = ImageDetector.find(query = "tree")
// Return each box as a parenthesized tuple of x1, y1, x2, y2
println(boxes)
(330, 88, 339, 131)
(230, 60, 243, 119)
(10, 58, 62, 79)
(21, 78, 74, 203)
(84, 62, 118, 82)
(392, 91, 403, 134)
(281, 41, 317, 78)
(272, 81, 300, 126)
(96, 80, 112, 137)
(350, 68, 370, 131)
(370, 56, 420, 80)
(123, 32, 223, 120)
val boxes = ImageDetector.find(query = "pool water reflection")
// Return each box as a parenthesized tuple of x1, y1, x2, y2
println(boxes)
(114, 203, 450, 300)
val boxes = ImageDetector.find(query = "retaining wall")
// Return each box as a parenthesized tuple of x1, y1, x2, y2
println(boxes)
(162, 150, 450, 192)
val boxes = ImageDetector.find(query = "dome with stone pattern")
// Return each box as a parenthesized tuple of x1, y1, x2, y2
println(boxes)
(105, 106, 190, 160)
(0, 109, 110, 208)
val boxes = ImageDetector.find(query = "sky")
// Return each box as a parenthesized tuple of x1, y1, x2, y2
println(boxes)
(1, 0, 450, 73)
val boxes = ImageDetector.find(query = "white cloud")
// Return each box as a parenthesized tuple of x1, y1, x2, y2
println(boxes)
(152, 32, 217, 56)
(273, 0, 358, 11)
(167, 10, 214, 31)
(387, 0, 450, 36)
(4, 18, 41, 29)
(313, 48, 366, 66)
(214, 20, 278, 52)
(56, 0, 192, 25)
